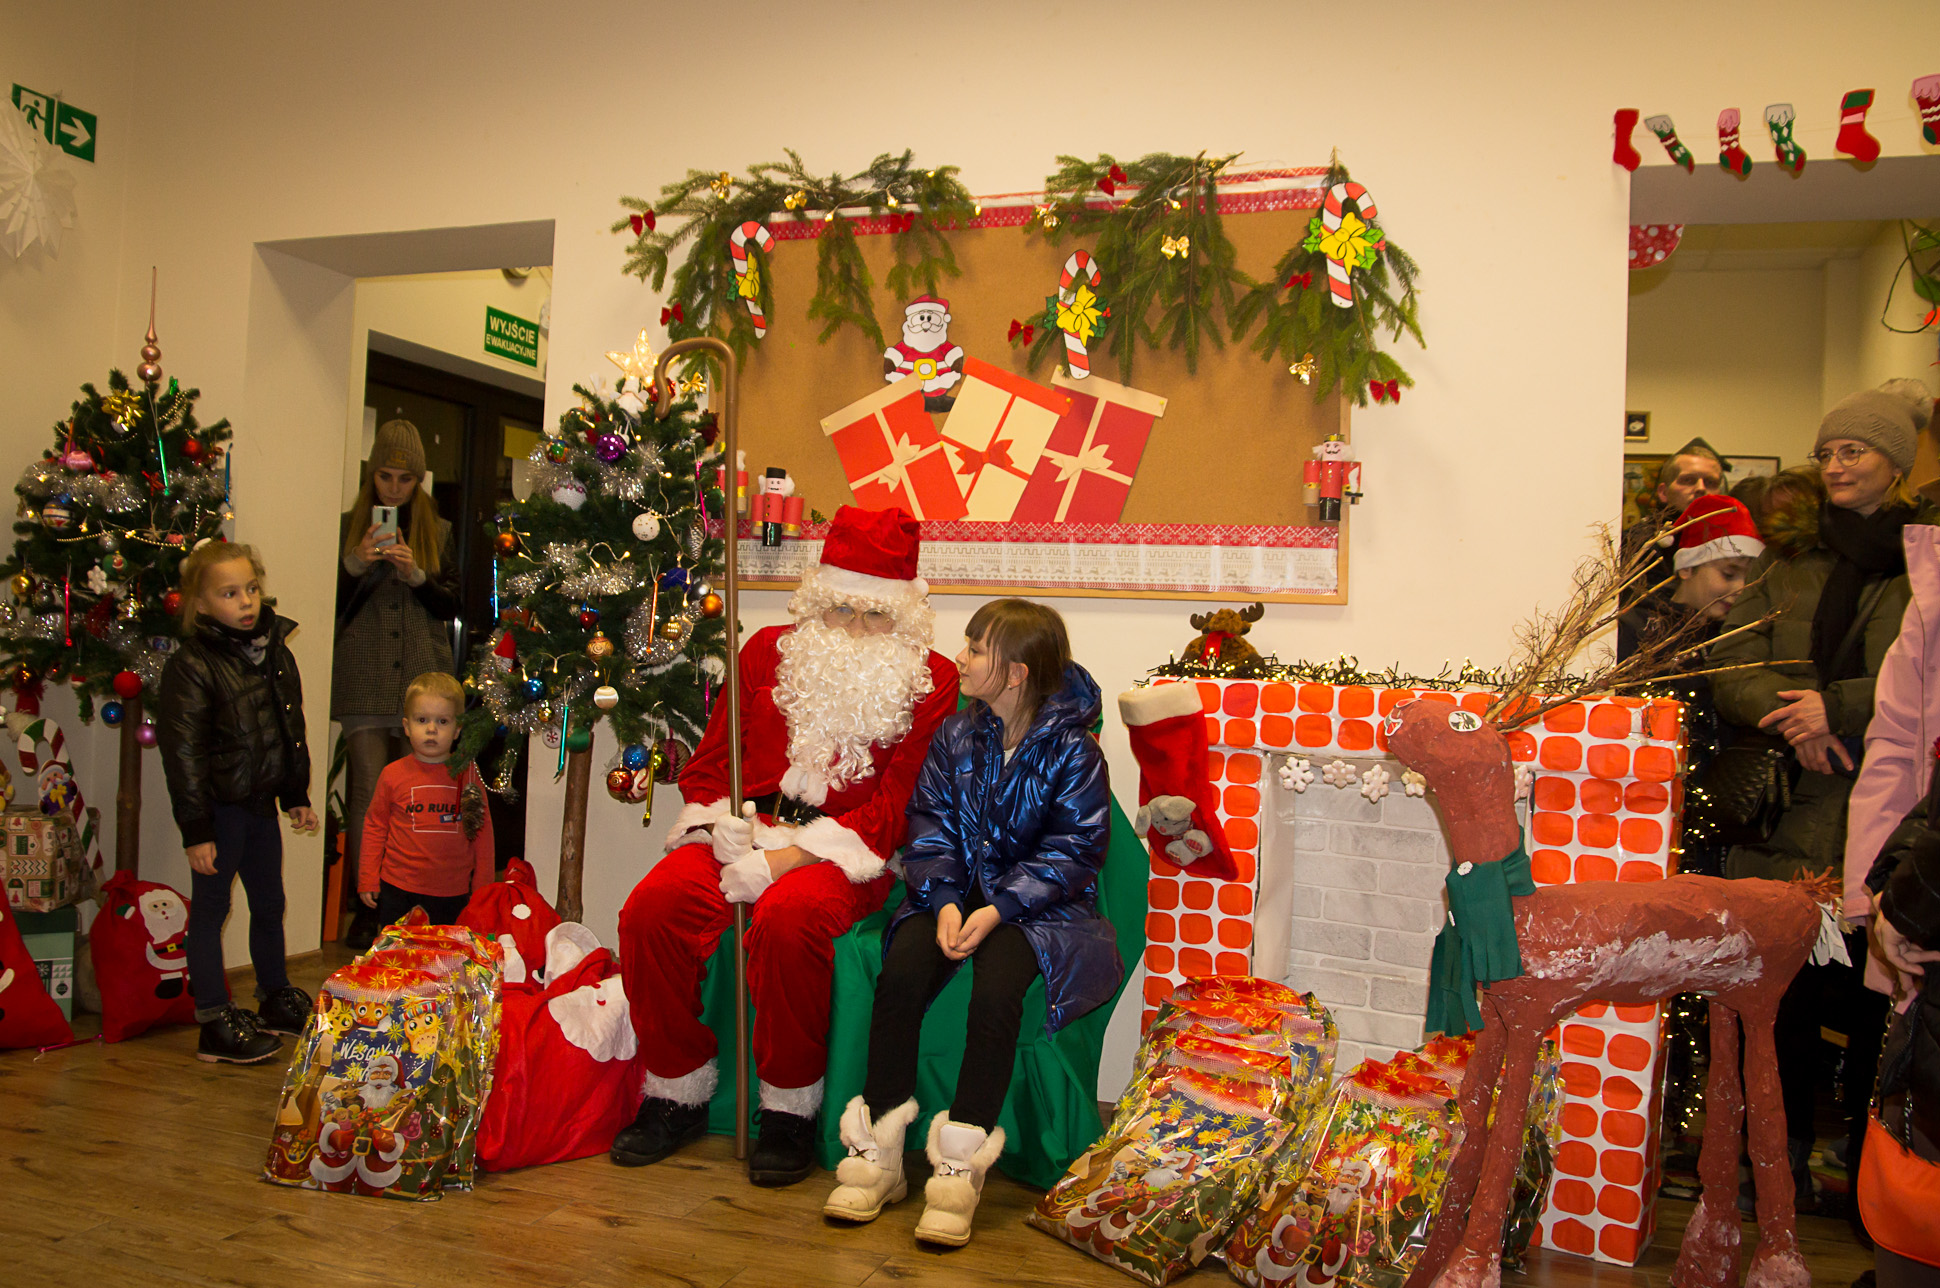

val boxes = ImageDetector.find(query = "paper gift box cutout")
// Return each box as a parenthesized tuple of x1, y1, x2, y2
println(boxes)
(1012, 372, 1167, 524)
(936, 358, 1070, 521)
(820, 380, 968, 521)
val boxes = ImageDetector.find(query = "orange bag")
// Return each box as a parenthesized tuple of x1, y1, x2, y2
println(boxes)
(1858, 1110, 1940, 1267)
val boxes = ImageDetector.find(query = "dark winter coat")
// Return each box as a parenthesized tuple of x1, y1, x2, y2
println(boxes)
(888, 661, 1121, 1034)
(1867, 795, 1940, 1148)
(156, 605, 312, 848)
(331, 503, 459, 721)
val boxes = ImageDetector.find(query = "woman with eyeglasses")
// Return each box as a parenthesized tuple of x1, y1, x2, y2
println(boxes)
(1713, 378, 1939, 1216)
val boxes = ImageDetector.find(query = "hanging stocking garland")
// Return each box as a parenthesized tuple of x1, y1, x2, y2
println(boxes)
(1765, 104, 1806, 175)
(1717, 109, 1753, 177)
(1613, 109, 1642, 172)
(1645, 114, 1695, 172)
(1915, 75, 1940, 146)
(1835, 89, 1882, 163)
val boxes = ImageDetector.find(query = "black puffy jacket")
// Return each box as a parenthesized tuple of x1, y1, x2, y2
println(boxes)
(156, 605, 312, 848)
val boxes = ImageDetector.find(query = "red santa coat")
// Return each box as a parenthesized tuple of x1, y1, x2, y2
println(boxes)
(620, 624, 959, 1090)
(884, 340, 966, 398)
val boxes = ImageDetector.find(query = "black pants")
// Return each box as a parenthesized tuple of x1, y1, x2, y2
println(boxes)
(862, 908, 1038, 1131)
(374, 881, 471, 928)
(1773, 926, 1891, 1159)
(187, 803, 289, 1020)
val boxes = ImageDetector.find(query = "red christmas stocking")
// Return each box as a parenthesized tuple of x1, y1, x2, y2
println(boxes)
(1612, 109, 1642, 172)
(1119, 684, 1236, 880)
(1717, 109, 1753, 176)
(1916, 75, 1940, 146)
(1835, 89, 1881, 163)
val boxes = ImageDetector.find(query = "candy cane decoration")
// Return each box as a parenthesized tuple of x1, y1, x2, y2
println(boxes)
(4, 712, 104, 875)
(1058, 250, 1102, 379)
(1319, 182, 1379, 309)
(728, 221, 775, 338)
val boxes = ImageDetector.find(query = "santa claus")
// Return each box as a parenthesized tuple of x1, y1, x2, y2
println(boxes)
(882, 296, 965, 412)
(614, 505, 959, 1186)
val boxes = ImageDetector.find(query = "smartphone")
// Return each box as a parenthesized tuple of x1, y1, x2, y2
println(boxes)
(371, 504, 400, 546)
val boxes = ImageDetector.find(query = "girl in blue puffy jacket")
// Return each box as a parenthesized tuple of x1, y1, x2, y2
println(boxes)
(823, 598, 1120, 1247)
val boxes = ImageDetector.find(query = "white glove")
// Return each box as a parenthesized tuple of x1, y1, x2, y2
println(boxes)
(711, 801, 757, 864)
(719, 851, 776, 905)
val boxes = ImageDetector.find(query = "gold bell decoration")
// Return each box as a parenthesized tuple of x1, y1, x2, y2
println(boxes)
(1290, 353, 1318, 385)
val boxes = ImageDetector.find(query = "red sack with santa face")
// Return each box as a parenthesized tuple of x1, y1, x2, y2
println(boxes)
(91, 870, 203, 1042)
(477, 923, 644, 1171)
(0, 897, 73, 1050)
(456, 858, 561, 987)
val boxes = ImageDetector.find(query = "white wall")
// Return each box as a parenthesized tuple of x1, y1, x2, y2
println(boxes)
(1625, 266, 1828, 466)
(5, 3, 1939, 1064)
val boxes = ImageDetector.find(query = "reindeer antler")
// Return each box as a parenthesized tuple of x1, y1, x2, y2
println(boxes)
(1239, 602, 1266, 624)
(1484, 521, 1778, 730)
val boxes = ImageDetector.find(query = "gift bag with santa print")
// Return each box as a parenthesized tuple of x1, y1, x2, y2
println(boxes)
(457, 858, 561, 986)
(478, 922, 644, 1172)
(0, 895, 72, 1049)
(90, 870, 201, 1042)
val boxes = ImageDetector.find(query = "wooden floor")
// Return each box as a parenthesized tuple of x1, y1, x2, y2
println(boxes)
(0, 950, 1877, 1288)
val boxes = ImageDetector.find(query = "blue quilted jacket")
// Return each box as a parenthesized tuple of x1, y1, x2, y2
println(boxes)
(887, 661, 1122, 1033)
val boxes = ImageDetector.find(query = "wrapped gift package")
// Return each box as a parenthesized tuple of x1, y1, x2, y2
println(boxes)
(15, 904, 76, 1019)
(1, 807, 88, 912)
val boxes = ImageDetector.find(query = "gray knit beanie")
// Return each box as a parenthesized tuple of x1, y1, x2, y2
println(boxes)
(369, 418, 427, 478)
(1815, 378, 1935, 474)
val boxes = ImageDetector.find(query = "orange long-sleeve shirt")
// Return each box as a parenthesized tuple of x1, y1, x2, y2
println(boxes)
(358, 755, 494, 898)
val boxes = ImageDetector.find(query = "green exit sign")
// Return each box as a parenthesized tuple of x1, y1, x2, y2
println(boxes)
(484, 306, 540, 367)
(11, 85, 96, 162)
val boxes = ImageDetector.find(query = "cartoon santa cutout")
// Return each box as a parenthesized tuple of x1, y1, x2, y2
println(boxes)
(882, 296, 965, 412)
(138, 888, 190, 999)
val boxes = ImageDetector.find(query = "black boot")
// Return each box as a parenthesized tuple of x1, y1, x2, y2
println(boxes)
(1787, 1137, 1818, 1214)
(256, 985, 315, 1037)
(196, 1005, 282, 1065)
(748, 1109, 818, 1187)
(610, 1097, 709, 1167)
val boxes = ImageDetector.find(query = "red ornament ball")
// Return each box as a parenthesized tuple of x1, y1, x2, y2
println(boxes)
(605, 768, 636, 801)
(495, 531, 518, 556)
(161, 590, 183, 616)
(112, 670, 143, 699)
(183, 439, 205, 462)
(577, 608, 598, 629)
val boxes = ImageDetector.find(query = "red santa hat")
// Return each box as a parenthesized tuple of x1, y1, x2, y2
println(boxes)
(816, 504, 925, 599)
(1673, 495, 1764, 571)
(904, 295, 950, 315)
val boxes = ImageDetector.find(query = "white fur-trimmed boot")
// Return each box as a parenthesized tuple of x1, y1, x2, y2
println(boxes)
(914, 1113, 1005, 1247)
(822, 1096, 919, 1222)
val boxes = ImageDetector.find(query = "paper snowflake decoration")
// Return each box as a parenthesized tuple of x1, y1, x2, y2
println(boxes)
(1402, 769, 1428, 798)
(1514, 764, 1536, 800)
(84, 565, 111, 595)
(1359, 763, 1392, 802)
(0, 109, 78, 259)
(1322, 759, 1359, 788)
(1278, 756, 1315, 793)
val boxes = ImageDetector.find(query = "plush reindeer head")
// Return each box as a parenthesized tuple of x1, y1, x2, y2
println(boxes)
(1381, 699, 1521, 867)
(1187, 602, 1265, 637)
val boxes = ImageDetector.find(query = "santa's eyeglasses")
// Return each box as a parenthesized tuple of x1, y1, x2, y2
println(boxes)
(822, 605, 896, 633)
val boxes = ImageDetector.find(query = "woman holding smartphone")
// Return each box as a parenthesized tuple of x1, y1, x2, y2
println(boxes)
(332, 418, 461, 945)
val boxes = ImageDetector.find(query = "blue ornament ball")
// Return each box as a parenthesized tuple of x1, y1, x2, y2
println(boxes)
(101, 700, 125, 726)
(520, 676, 546, 700)
(658, 567, 691, 592)
(620, 743, 649, 771)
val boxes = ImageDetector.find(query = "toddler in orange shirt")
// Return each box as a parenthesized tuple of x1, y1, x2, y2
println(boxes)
(358, 672, 494, 925)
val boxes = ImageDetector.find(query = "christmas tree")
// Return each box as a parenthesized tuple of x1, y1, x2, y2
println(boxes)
(457, 342, 730, 919)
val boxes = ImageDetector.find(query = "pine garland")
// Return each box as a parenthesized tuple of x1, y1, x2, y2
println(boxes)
(0, 370, 233, 720)
(454, 378, 729, 788)
(614, 150, 977, 362)
(1231, 160, 1423, 406)
(1023, 152, 1249, 380)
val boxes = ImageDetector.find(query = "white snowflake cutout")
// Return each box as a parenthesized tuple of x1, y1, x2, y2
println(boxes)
(85, 564, 110, 595)
(1277, 756, 1315, 794)
(1359, 763, 1392, 802)
(1402, 769, 1428, 798)
(1322, 759, 1359, 789)
(1514, 764, 1536, 800)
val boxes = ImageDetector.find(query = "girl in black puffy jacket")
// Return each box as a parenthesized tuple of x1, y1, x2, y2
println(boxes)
(156, 542, 319, 1066)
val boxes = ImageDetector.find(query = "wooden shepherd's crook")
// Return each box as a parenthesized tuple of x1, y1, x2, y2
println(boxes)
(652, 338, 748, 1160)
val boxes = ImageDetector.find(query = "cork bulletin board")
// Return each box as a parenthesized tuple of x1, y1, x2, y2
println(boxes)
(725, 176, 1353, 602)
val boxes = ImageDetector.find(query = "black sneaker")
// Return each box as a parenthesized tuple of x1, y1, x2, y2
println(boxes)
(256, 985, 315, 1037)
(610, 1097, 709, 1167)
(196, 1004, 282, 1064)
(748, 1109, 818, 1187)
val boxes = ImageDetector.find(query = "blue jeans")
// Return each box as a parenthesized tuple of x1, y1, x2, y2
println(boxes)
(187, 803, 290, 1020)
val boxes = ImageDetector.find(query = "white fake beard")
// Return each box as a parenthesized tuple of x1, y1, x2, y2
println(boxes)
(547, 975, 638, 1063)
(775, 617, 933, 793)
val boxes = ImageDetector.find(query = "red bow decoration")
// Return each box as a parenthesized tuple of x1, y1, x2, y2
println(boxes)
(1109, 164, 1128, 184)
(629, 211, 657, 235)
(954, 437, 1018, 479)
(1286, 271, 1313, 290)
(1098, 165, 1128, 197)
(661, 303, 684, 326)
(1369, 379, 1401, 404)
(1008, 319, 1035, 345)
